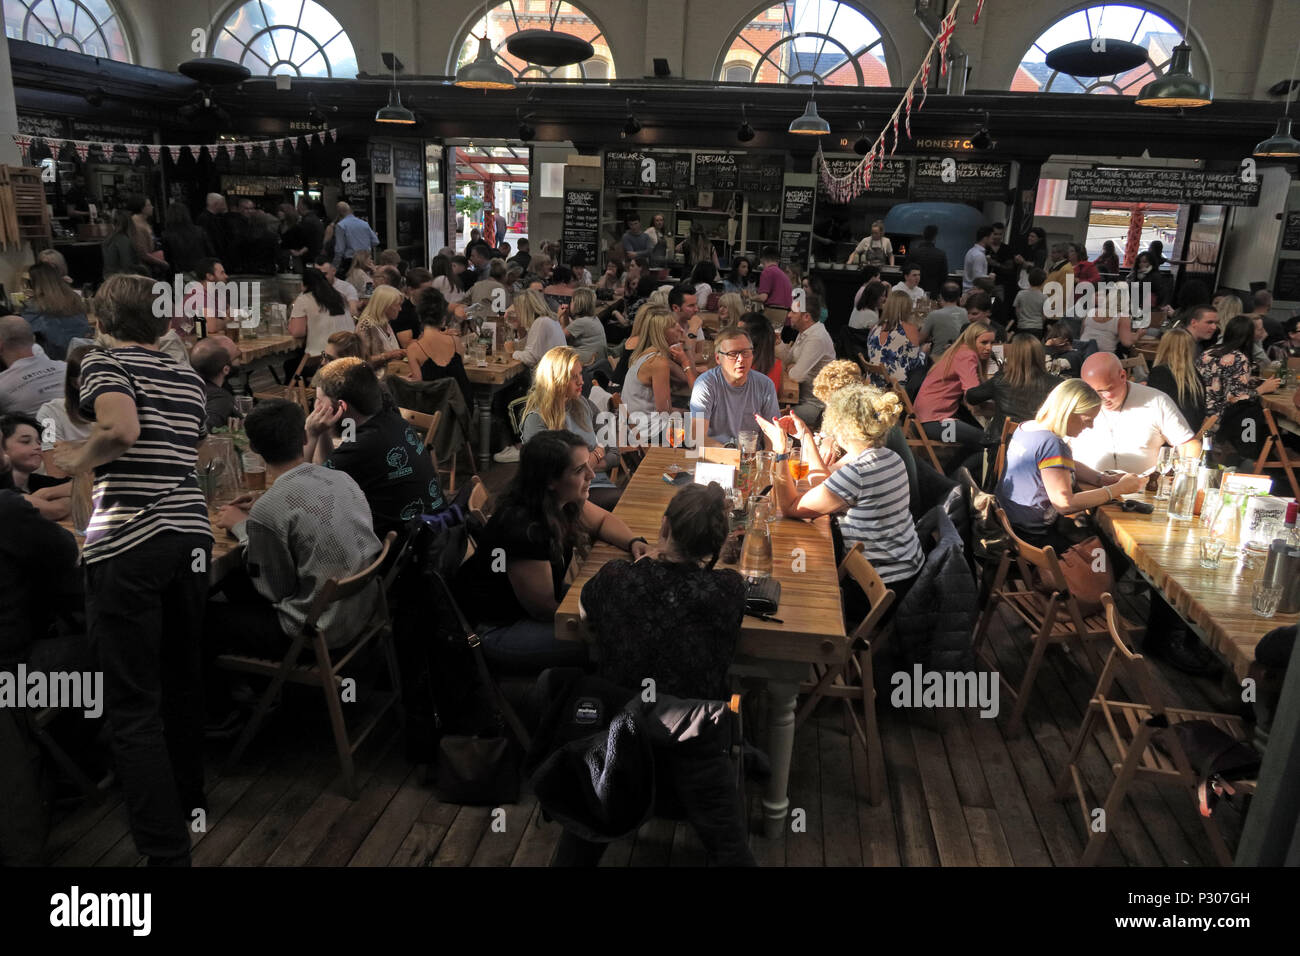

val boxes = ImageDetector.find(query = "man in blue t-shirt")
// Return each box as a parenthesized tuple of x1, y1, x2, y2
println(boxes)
(689, 326, 779, 446)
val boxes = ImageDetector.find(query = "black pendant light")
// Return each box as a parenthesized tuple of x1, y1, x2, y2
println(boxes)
(789, 85, 830, 136)
(376, 2, 415, 124)
(506, 30, 593, 67)
(455, 35, 517, 90)
(737, 104, 755, 143)
(1135, 0, 1211, 108)
(1044, 38, 1149, 77)
(1255, 42, 1300, 158)
(177, 1, 249, 84)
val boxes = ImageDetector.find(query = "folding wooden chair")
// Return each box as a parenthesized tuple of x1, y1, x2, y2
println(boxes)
(218, 532, 400, 800)
(970, 506, 1142, 737)
(1252, 406, 1300, 498)
(795, 542, 893, 805)
(990, 418, 1020, 490)
(1192, 413, 1219, 444)
(858, 356, 943, 470)
(1053, 593, 1255, 866)
(1119, 353, 1148, 381)
(253, 352, 315, 411)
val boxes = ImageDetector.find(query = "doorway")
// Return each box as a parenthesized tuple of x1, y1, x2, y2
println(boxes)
(447, 139, 531, 253)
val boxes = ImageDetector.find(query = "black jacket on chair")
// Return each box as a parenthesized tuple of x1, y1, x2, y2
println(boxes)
(895, 509, 978, 672)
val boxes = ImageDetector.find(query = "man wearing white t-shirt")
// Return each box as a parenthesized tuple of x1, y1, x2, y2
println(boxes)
(962, 226, 993, 294)
(0, 316, 65, 416)
(898, 265, 928, 304)
(777, 310, 836, 429)
(1071, 352, 1198, 473)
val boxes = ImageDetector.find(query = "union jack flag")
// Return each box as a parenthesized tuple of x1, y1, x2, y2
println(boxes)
(938, 8, 957, 75)
(905, 86, 914, 139)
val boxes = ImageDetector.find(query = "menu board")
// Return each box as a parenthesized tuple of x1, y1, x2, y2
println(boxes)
(393, 144, 423, 194)
(1282, 211, 1300, 252)
(370, 144, 392, 176)
(779, 229, 810, 267)
(736, 154, 783, 191)
(1275, 258, 1300, 303)
(1065, 167, 1260, 207)
(817, 157, 909, 201)
(344, 153, 372, 222)
(562, 188, 601, 264)
(782, 184, 815, 225)
(912, 158, 1011, 202)
(605, 150, 649, 188)
(694, 152, 739, 191)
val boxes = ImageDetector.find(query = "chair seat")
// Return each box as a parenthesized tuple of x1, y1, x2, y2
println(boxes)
(1091, 697, 1249, 776)
(998, 589, 1119, 641)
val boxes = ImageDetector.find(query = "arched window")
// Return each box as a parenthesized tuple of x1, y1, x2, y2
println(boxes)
(717, 1, 890, 86)
(453, 1, 616, 81)
(1014, 3, 1201, 95)
(3, 0, 132, 62)
(213, 0, 358, 78)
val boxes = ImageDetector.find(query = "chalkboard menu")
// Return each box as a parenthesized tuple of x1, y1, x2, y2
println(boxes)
(1066, 167, 1260, 207)
(371, 144, 392, 176)
(816, 157, 909, 201)
(605, 150, 649, 188)
(344, 153, 372, 222)
(694, 152, 739, 191)
(1275, 258, 1300, 303)
(1282, 211, 1300, 252)
(562, 188, 601, 264)
(779, 229, 810, 267)
(782, 184, 815, 226)
(393, 145, 423, 194)
(912, 158, 1011, 202)
(736, 154, 783, 191)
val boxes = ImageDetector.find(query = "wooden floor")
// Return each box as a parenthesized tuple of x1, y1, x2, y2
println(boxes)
(46, 564, 1248, 867)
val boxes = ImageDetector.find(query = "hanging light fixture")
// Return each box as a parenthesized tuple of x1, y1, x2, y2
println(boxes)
(737, 104, 755, 143)
(622, 99, 642, 137)
(455, 35, 516, 90)
(853, 121, 870, 155)
(1255, 42, 1300, 157)
(177, 0, 250, 84)
(376, 4, 415, 123)
(789, 85, 830, 136)
(1135, 0, 1211, 108)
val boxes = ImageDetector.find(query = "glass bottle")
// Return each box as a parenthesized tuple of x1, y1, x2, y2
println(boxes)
(739, 495, 774, 579)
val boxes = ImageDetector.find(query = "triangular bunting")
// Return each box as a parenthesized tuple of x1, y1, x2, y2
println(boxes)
(282, 137, 293, 152)
(890, 112, 899, 155)
(146, 144, 161, 164)
(73, 141, 90, 162)
(905, 85, 914, 139)
(125, 143, 141, 163)
(328, 129, 338, 143)
(13, 135, 31, 160)
(920, 57, 931, 108)
(973, 0, 985, 25)
(938, 8, 957, 75)
(166, 144, 182, 163)
(45, 138, 63, 157)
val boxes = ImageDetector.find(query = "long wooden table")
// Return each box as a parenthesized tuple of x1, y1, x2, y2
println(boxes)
(231, 333, 299, 395)
(465, 357, 529, 470)
(1096, 492, 1298, 682)
(555, 445, 848, 837)
(1263, 383, 1299, 430)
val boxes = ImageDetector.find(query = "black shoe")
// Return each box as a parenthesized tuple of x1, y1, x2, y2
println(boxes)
(1162, 636, 1223, 678)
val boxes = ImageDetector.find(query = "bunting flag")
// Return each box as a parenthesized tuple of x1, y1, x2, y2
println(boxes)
(124, 143, 141, 163)
(328, 129, 338, 143)
(166, 144, 182, 163)
(73, 140, 90, 162)
(816, 0, 969, 205)
(146, 144, 161, 164)
(281, 137, 293, 152)
(8, 128, 339, 168)
(938, 8, 958, 75)
(13, 135, 31, 161)
(973, 0, 986, 25)
(45, 138, 63, 156)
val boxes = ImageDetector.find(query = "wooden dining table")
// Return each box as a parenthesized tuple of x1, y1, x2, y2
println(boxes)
(554, 445, 849, 838)
(465, 356, 529, 470)
(230, 333, 299, 395)
(1095, 492, 1298, 682)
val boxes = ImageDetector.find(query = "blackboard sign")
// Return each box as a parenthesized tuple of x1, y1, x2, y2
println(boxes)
(562, 188, 601, 264)
(18, 113, 65, 139)
(782, 185, 815, 226)
(779, 229, 809, 267)
(1282, 211, 1300, 253)
(344, 153, 372, 222)
(1275, 258, 1300, 303)
(816, 157, 909, 201)
(1065, 167, 1260, 207)
(393, 145, 422, 193)
(605, 150, 647, 188)
(912, 158, 1011, 202)
(694, 152, 738, 191)
(370, 144, 392, 176)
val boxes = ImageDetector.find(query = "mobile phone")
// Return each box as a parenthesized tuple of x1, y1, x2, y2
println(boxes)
(662, 471, 692, 485)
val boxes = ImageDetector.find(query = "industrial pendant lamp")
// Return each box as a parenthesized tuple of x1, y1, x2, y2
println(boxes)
(178, 0, 250, 84)
(376, 4, 415, 124)
(1135, 0, 1211, 108)
(455, 35, 516, 90)
(1255, 42, 1300, 157)
(789, 86, 830, 136)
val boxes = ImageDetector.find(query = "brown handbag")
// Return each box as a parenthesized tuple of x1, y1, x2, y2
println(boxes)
(1054, 535, 1114, 615)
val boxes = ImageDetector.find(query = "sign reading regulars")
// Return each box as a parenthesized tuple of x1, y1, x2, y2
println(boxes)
(151, 274, 263, 318)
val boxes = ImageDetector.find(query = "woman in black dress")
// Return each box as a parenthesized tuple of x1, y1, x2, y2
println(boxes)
(405, 288, 471, 406)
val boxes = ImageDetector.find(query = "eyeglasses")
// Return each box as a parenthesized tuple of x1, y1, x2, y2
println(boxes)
(718, 348, 754, 361)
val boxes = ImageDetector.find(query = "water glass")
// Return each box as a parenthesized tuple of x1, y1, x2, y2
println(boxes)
(738, 430, 759, 457)
(1199, 536, 1225, 569)
(470, 344, 487, 367)
(1199, 489, 1222, 528)
(1252, 581, 1284, 618)
(1168, 458, 1198, 521)
(235, 395, 255, 418)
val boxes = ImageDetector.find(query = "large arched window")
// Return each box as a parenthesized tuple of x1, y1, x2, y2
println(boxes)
(452, 1, 615, 81)
(213, 0, 358, 78)
(717, 1, 890, 86)
(1014, 3, 1202, 95)
(3, 0, 132, 62)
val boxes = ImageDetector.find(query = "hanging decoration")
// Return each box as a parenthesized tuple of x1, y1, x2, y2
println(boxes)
(6, 128, 340, 167)
(818, 0, 972, 204)
(973, 0, 986, 26)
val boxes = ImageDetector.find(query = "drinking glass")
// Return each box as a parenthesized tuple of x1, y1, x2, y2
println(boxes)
(1168, 457, 1199, 521)
(738, 430, 759, 457)
(667, 422, 685, 448)
(235, 396, 255, 418)
(1252, 582, 1284, 618)
(1154, 447, 1176, 500)
(1198, 536, 1226, 569)
(1199, 489, 1222, 528)
(470, 344, 487, 367)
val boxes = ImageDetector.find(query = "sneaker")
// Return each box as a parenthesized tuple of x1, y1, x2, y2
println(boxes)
(493, 445, 521, 463)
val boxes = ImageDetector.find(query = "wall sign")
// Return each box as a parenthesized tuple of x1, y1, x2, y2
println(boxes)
(912, 157, 1011, 202)
(1275, 257, 1300, 303)
(782, 185, 815, 226)
(1282, 211, 1300, 253)
(370, 144, 392, 177)
(392, 144, 423, 194)
(1065, 167, 1261, 207)
(562, 187, 601, 264)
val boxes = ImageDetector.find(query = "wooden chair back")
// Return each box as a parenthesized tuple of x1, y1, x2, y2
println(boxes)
(837, 542, 896, 643)
(859, 355, 943, 470)
(301, 532, 396, 635)
(1253, 406, 1300, 498)
(1120, 353, 1148, 379)
(1098, 593, 1169, 719)
(993, 418, 1020, 487)
(1192, 414, 1219, 443)
(992, 503, 1069, 594)
(398, 406, 441, 457)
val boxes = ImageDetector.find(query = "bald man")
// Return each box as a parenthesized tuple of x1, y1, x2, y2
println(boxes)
(1071, 352, 1199, 475)
(332, 201, 379, 273)
(0, 315, 65, 415)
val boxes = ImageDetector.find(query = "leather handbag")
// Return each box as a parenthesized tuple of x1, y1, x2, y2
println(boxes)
(1054, 535, 1114, 615)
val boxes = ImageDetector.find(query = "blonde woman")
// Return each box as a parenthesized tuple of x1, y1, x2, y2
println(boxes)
(1216, 294, 1243, 327)
(866, 289, 924, 384)
(716, 292, 746, 326)
(995, 378, 1144, 552)
(355, 285, 406, 368)
(520, 346, 620, 509)
(347, 249, 375, 294)
(510, 289, 565, 370)
(755, 383, 922, 588)
(622, 308, 695, 440)
(1147, 327, 1206, 434)
(21, 261, 90, 360)
(561, 287, 608, 367)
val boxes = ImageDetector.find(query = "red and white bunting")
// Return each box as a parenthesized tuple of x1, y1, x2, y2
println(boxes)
(73, 140, 90, 162)
(938, 8, 958, 75)
(973, 0, 986, 25)
(146, 144, 161, 164)
(282, 138, 293, 152)
(920, 57, 931, 108)
(125, 143, 141, 163)
(905, 85, 914, 139)
(13, 135, 31, 160)
(45, 138, 63, 156)
(890, 111, 900, 155)
(166, 145, 181, 163)
(328, 129, 338, 143)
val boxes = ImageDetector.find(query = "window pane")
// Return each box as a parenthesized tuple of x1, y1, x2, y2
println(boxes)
(719, 0, 888, 86)
(457, 1, 615, 79)
(1015, 4, 1183, 95)
(217, 0, 357, 77)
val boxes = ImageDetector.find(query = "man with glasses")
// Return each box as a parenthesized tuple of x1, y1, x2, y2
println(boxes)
(689, 326, 778, 447)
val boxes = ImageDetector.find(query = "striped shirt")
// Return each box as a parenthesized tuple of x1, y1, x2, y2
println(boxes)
(823, 446, 923, 583)
(78, 346, 212, 563)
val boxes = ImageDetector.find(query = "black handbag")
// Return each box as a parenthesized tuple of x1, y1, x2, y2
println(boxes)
(744, 577, 781, 616)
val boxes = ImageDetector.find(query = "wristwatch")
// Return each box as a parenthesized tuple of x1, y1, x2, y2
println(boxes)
(774, 452, 792, 463)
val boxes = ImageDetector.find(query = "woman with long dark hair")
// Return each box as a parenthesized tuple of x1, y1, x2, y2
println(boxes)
(161, 201, 213, 276)
(405, 287, 471, 406)
(725, 256, 754, 296)
(430, 254, 467, 305)
(287, 267, 354, 377)
(455, 429, 648, 669)
(740, 311, 782, 388)
(849, 279, 889, 330)
(1197, 314, 1281, 434)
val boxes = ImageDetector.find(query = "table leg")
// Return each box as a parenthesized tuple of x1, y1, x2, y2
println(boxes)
(762, 678, 799, 839)
(475, 385, 494, 472)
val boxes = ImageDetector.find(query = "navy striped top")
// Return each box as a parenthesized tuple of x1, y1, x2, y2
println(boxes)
(78, 346, 213, 563)
(823, 446, 923, 584)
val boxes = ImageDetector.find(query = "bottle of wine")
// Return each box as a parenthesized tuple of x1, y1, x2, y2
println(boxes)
(1193, 436, 1213, 516)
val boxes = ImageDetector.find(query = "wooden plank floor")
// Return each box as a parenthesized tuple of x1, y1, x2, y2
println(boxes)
(42, 447, 1249, 866)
